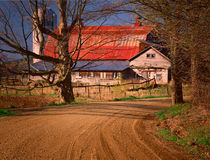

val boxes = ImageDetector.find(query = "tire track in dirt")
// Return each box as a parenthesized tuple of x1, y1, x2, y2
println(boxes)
(133, 116, 189, 160)
(98, 114, 158, 160)
(99, 117, 127, 160)
(65, 117, 107, 160)
(65, 110, 125, 160)
(0, 98, 191, 160)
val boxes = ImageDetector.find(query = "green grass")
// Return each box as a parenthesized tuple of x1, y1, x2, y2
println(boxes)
(48, 101, 87, 106)
(48, 102, 69, 106)
(113, 95, 169, 101)
(157, 127, 209, 147)
(113, 95, 138, 101)
(157, 129, 178, 141)
(187, 126, 210, 146)
(156, 103, 191, 120)
(156, 103, 209, 160)
(0, 109, 15, 117)
(156, 110, 167, 120)
(0, 93, 58, 97)
(70, 101, 87, 104)
(167, 104, 190, 117)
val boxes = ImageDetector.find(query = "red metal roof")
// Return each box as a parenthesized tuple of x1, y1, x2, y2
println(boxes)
(44, 25, 154, 60)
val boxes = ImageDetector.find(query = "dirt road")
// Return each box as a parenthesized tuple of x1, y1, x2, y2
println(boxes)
(0, 98, 190, 160)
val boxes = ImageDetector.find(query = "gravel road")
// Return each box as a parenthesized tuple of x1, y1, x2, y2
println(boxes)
(0, 98, 190, 160)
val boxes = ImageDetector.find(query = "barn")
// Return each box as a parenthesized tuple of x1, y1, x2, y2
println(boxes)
(34, 21, 171, 84)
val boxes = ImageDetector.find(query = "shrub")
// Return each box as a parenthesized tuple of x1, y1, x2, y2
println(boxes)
(0, 109, 14, 117)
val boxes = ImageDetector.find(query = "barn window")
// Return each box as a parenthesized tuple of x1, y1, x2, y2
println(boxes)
(156, 74, 162, 77)
(100, 72, 106, 79)
(156, 74, 162, 80)
(75, 72, 82, 78)
(112, 72, 118, 79)
(146, 54, 155, 58)
(90, 72, 94, 77)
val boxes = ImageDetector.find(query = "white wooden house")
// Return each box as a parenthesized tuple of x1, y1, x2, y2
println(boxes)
(129, 46, 171, 84)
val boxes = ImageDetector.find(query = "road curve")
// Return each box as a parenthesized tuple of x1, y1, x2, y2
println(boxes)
(0, 98, 190, 160)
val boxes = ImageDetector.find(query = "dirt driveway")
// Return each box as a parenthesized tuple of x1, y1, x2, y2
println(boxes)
(0, 98, 190, 160)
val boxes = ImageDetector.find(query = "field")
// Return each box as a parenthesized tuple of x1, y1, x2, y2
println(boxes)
(0, 83, 192, 109)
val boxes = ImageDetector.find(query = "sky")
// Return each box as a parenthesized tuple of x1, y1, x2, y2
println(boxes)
(0, 0, 136, 61)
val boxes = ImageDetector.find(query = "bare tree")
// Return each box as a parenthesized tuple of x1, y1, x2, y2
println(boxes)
(0, 0, 116, 103)
(182, 0, 209, 107)
(130, 0, 209, 106)
(121, 0, 185, 104)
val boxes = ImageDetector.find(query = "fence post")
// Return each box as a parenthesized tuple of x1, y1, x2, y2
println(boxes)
(6, 86, 8, 95)
(132, 79, 135, 90)
(85, 86, 87, 97)
(99, 83, 101, 100)
(124, 90, 126, 97)
(28, 86, 31, 95)
(41, 86, 44, 95)
(167, 84, 170, 96)
(108, 85, 112, 100)
(87, 85, 90, 98)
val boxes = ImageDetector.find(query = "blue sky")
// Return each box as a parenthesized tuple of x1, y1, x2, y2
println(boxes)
(0, 1, 135, 60)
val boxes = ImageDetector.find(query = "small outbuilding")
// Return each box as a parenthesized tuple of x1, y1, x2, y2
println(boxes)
(129, 46, 171, 84)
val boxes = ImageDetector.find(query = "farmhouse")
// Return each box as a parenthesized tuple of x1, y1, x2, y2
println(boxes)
(31, 21, 171, 84)
(69, 47, 171, 84)
(129, 46, 171, 84)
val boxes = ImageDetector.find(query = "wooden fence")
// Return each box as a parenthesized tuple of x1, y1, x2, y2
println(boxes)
(0, 78, 170, 100)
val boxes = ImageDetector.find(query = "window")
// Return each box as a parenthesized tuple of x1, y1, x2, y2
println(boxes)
(156, 74, 162, 77)
(100, 72, 106, 79)
(90, 72, 94, 77)
(146, 54, 155, 58)
(156, 74, 162, 81)
(112, 72, 118, 79)
(75, 72, 82, 78)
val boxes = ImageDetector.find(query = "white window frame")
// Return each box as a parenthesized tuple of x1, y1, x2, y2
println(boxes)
(75, 72, 82, 78)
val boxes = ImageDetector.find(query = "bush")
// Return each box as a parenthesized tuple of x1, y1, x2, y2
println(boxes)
(0, 109, 14, 117)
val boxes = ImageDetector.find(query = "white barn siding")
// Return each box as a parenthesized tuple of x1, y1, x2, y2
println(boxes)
(130, 48, 171, 84)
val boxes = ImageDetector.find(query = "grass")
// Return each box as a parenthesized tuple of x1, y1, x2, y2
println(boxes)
(48, 102, 69, 106)
(0, 109, 15, 117)
(0, 92, 58, 97)
(156, 103, 191, 120)
(113, 95, 169, 101)
(157, 128, 208, 149)
(48, 101, 87, 106)
(156, 110, 167, 120)
(156, 103, 209, 160)
(157, 129, 178, 141)
(186, 126, 210, 146)
(157, 128, 209, 160)
(70, 101, 87, 104)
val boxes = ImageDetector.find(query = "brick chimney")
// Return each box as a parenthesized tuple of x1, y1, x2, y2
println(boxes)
(134, 17, 142, 27)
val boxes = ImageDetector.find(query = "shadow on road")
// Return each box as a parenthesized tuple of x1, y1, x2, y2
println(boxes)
(13, 98, 171, 120)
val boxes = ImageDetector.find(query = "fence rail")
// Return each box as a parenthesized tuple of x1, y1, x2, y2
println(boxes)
(0, 78, 169, 100)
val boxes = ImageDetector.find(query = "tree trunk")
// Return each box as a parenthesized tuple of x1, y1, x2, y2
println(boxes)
(58, 71, 75, 103)
(170, 38, 184, 105)
(170, 57, 184, 105)
(171, 74, 183, 105)
(190, 52, 208, 107)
